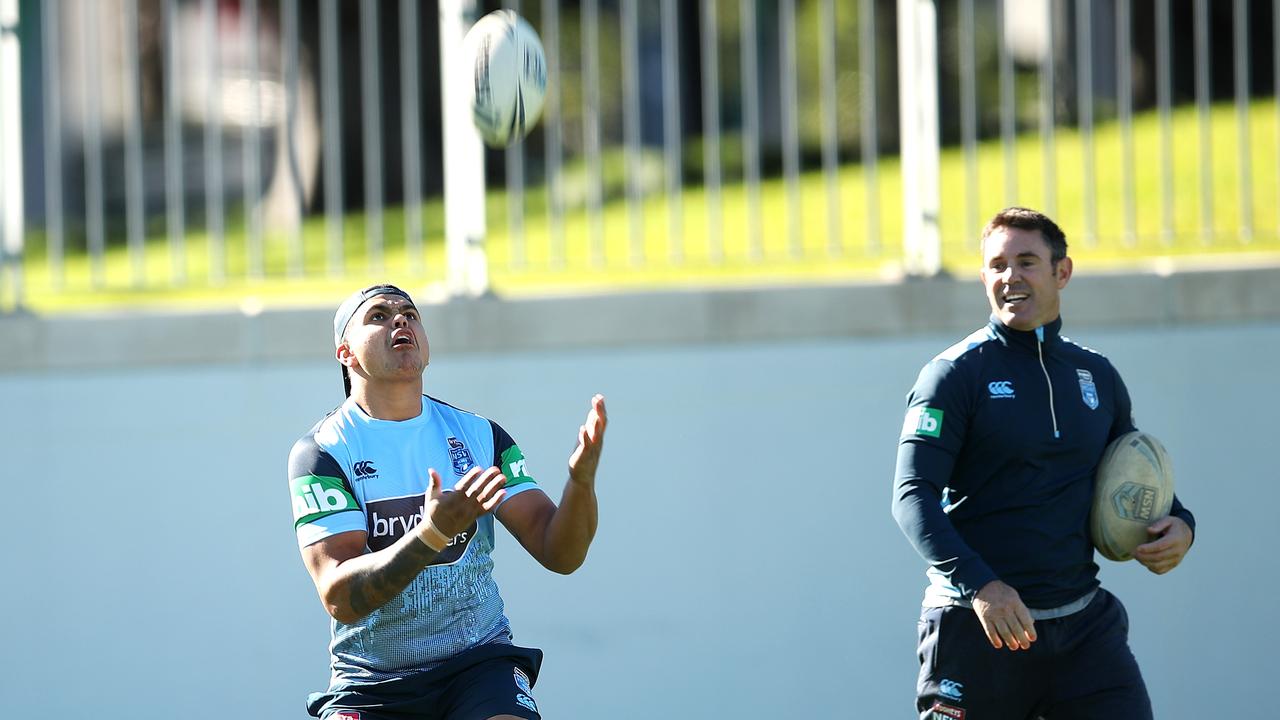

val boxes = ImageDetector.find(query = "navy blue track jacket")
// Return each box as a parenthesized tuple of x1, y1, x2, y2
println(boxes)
(892, 315, 1196, 609)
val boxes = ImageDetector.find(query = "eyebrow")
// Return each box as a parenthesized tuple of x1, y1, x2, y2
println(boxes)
(989, 251, 1043, 262)
(363, 301, 419, 318)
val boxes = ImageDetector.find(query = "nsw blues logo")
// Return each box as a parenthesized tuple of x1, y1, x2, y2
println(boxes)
(1077, 369, 1099, 410)
(447, 436, 476, 476)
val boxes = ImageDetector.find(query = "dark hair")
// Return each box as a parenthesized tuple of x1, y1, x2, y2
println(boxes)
(981, 207, 1068, 265)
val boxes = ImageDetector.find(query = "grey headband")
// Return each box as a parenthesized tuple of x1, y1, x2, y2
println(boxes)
(332, 284, 415, 348)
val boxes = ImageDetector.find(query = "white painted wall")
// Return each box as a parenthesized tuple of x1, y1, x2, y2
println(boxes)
(1, 278, 1275, 718)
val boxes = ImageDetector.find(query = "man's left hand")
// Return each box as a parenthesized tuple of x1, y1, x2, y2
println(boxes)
(567, 394, 607, 487)
(1133, 515, 1193, 574)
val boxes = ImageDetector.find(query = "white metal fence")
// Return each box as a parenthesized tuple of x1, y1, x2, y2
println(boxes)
(0, 0, 1277, 312)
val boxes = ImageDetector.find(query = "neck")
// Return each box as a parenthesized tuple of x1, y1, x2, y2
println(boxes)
(351, 377, 425, 421)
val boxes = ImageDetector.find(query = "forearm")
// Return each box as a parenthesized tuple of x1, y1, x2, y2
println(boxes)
(321, 532, 439, 623)
(540, 479, 598, 574)
(893, 442, 996, 598)
(892, 485, 997, 597)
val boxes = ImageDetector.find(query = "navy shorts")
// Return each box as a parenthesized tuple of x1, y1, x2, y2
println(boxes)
(915, 589, 1152, 720)
(307, 643, 544, 720)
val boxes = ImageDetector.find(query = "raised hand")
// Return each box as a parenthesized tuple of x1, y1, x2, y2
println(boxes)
(567, 394, 608, 487)
(421, 466, 507, 540)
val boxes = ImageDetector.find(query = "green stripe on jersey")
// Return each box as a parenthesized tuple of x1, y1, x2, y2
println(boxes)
(499, 445, 536, 488)
(291, 474, 358, 528)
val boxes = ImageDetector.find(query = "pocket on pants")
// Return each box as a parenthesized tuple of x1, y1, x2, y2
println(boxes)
(917, 607, 944, 677)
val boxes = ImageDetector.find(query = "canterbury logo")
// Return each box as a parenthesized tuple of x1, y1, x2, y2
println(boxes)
(988, 380, 1015, 397)
(939, 679, 964, 700)
(354, 461, 377, 477)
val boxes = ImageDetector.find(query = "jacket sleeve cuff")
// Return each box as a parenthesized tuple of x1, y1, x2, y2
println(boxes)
(954, 559, 999, 601)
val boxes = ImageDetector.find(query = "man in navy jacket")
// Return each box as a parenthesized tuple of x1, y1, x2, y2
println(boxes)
(892, 207, 1195, 720)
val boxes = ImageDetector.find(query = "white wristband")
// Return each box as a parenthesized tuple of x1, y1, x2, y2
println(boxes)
(419, 519, 452, 552)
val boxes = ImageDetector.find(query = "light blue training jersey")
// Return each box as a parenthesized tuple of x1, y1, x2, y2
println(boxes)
(288, 395, 539, 688)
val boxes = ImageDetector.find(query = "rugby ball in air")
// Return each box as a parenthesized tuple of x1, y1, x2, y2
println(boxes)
(462, 10, 547, 147)
(1090, 431, 1175, 562)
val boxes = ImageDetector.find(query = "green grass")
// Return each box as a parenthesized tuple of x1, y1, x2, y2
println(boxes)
(10, 98, 1280, 314)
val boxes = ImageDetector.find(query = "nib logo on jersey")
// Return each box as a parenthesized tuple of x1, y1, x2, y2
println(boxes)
(366, 494, 476, 565)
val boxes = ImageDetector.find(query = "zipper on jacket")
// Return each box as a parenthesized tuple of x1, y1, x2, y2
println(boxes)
(1035, 326, 1061, 438)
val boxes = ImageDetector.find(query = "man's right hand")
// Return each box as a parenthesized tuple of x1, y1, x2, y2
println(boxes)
(422, 466, 508, 538)
(973, 579, 1037, 651)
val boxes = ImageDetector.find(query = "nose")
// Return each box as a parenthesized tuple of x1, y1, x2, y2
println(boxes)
(393, 312, 409, 327)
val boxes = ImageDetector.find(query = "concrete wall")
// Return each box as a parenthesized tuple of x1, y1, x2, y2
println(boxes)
(1, 268, 1276, 718)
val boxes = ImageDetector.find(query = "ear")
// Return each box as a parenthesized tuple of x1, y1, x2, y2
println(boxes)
(336, 342, 358, 370)
(1055, 256, 1073, 289)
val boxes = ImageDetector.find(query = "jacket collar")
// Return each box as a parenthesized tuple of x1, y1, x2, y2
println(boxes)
(987, 313, 1064, 353)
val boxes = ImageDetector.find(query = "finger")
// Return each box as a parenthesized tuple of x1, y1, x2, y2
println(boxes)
(980, 620, 1003, 650)
(1135, 540, 1176, 562)
(454, 465, 483, 491)
(476, 471, 507, 503)
(993, 619, 1020, 652)
(589, 412, 607, 443)
(1146, 516, 1174, 535)
(428, 468, 443, 499)
(480, 487, 507, 512)
(464, 467, 503, 497)
(1014, 607, 1038, 647)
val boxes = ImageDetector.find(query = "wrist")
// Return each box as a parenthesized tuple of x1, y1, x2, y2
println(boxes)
(417, 518, 452, 552)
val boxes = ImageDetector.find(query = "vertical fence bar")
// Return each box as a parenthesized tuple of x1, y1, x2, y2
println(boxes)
(401, 0, 424, 272)
(1117, 0, 1135, 246)
(1194, 0, 1213, 244)
(1234, 0, 1252, 243)
(780, 0, 801, 258)
(203, 0, 226, 283)
(123, 0, 146, 286)
(622, 0, 644, 264)
(321, 0, 343, 275)
(661, 0, 683, 263)
(996, 0, 1016, 205)
(959, 0, 978, 247)
(859, 0, 879, 254)
(1040, 0, 1056, 218)
(0, 0, 20, 308)
(283, 0, 303, 275)
(504, 0, 527, 270)
(897, 0, 941, 275)
(583, 0, 604, 266)
(42, 0, 64, 288)
(1275, 0, 1279, 241)
(741, 0, 762, 260)
(84, 0, 106, 288)
(244, 0, 264, 279)
(1156, 0, 1173, 245)
(440, 0, 488, 296)
(1075, 0, 1096, 246)
(163, 0, 186, 284)
(360, 0, 384, 269)
(819, 0, 840, 256)
(544, 0, 565, 268)
(700, 0, 722, 262)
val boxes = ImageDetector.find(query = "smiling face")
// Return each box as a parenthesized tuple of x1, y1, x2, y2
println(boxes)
(981, 226, 1073, 331)
(337, 294, 431, 387)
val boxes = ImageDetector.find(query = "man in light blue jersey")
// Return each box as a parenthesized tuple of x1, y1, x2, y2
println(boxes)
(289, 284, 607, 720)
